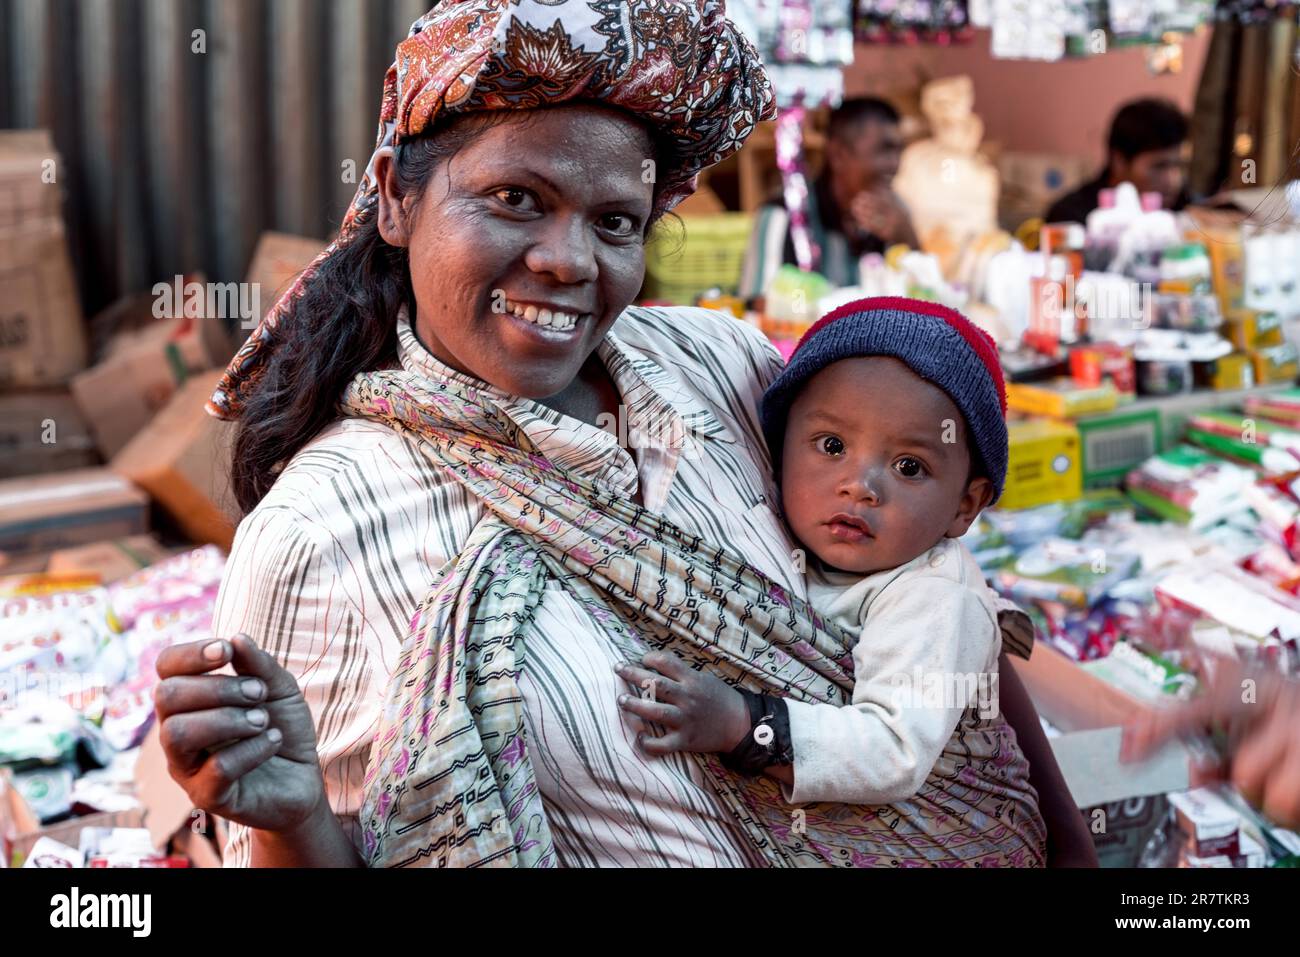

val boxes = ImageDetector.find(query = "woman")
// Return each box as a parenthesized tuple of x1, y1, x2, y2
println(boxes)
(155, 0, 1096, 867)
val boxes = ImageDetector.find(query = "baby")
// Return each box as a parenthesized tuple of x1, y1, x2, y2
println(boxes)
(617, 296, 1042, 816)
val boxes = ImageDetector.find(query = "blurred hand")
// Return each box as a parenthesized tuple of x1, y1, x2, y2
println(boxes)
(155, 634, 324, 833)
(848, 188, 917, 247)
(1122, 661, 1300, 829)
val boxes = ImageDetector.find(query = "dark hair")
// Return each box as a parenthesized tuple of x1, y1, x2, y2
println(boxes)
(1107, 98, 1189, 161)
(827, 96, 901, 143)
(230, 106, 671, 514)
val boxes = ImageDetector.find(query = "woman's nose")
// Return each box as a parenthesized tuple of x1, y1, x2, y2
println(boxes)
(524, 216, 599, 284)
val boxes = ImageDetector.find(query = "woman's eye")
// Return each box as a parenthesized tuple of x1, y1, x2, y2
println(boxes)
(599, 213, 638, 236)
(818, 436, 845, 456)
(894, 457, 925, 478)
(493, 188, 537, 211)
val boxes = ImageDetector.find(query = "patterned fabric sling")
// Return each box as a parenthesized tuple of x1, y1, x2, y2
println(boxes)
(346, 367, 1047, 868)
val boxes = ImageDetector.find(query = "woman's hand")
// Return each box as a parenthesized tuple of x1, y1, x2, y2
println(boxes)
(1123, 663, 1300, 829)
(615, 651, 751, 756)
(154, 634, 324, 833)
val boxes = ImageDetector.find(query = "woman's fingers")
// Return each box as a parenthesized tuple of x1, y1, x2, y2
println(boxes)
(1258, 718, 1300, 829)
(618, 693, 681, 726)
(1231, 705, 1294, 816)
(159, 706, 273, 774)
(228, 634, 297, 698)
(156, 637, 232, 680)
(154, 674, 267, 719)
(1121, 701, 1206, 762)
(191, 729, 284, 806)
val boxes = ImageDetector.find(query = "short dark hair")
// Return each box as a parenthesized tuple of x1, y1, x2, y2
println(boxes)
(1107, 98, 1189, 160)
(827, 96, 901, 144)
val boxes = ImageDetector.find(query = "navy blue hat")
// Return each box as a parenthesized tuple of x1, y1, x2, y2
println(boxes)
(759, 296, 1009, 503)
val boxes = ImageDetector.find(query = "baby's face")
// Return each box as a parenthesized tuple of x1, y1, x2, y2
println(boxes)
(779, 356, 993, 576)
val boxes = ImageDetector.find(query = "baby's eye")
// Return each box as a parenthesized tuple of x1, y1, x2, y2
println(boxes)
(818, 436, 845, 456)
(894, 456, 926, 478)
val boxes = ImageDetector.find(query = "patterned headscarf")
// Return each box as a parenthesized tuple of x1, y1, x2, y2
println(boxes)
(208, 0, 776, 419)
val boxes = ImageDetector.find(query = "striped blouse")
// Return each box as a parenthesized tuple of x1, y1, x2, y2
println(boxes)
(215, 305, 806, 867)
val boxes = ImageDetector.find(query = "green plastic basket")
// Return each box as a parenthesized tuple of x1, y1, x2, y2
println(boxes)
(643, 212, 754, 305)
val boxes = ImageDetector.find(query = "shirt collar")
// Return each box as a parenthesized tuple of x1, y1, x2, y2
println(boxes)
(394, 305, 734, 448)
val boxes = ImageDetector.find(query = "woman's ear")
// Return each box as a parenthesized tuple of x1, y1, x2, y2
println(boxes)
(946, 477, 995, 539)
(375, 151, 412, 248)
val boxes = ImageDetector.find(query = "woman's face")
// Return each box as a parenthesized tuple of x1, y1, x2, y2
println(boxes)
(377, 103, 656, 399)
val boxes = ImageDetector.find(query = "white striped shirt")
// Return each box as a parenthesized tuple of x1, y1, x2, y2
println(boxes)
(215, 305, 803, 867)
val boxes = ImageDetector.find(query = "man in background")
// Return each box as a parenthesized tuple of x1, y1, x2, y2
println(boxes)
(739, 97, 919, 298)
(1047, 97, 1192, 223)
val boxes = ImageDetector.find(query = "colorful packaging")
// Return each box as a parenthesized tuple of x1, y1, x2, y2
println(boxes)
(1069, 342, 1136, 396)
(1124, 445, 1256, 530)
(1225, 310, 1283, 350)
(1168, 788, 1241, 859)
(1249, 343, 1299, 385)
(1244, 388, 1300, 428)
(1002, 419, 1083, 510)
(994, 538, 1139, 611)
(1191, 351, 1254, 391)
(1007, 377, 1119, 418)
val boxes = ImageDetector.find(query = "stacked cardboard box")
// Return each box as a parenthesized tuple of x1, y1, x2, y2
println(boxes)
(71, 307, 233, 458)
(0, 131, 87, 388)
(111, 370, 239, 550)
(0, 467, 148, 555)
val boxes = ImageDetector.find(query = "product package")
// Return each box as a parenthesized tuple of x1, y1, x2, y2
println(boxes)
(1124, 445, 1257, 530)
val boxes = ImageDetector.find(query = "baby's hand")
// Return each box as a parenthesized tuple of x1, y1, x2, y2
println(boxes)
(615, 651, 750, 757)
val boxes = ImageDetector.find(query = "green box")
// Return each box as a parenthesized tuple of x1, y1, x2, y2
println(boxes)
(1075, 407, 1162, 488)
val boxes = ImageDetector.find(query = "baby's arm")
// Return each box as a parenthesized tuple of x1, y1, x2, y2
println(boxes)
(781, 576, 998, 805)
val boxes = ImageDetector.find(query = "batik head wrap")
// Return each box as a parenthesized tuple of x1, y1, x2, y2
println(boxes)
(207, 0, 776, 420)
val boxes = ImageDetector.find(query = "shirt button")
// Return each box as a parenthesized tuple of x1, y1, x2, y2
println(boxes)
(929, 552, 945, 568)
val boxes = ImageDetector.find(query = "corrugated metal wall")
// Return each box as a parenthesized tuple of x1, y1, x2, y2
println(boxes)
(0, 0, 434, 317)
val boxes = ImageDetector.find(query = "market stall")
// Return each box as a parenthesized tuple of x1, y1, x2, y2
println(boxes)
(1, 0, 1299, 871)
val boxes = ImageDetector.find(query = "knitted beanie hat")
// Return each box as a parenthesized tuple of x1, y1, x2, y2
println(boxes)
(759, 296, 1009, 503)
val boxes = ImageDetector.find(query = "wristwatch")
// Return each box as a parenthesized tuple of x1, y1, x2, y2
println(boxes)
(720, 688, 793, 777)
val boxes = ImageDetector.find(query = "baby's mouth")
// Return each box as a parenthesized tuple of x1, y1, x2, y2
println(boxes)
(825, 512, 874, 542)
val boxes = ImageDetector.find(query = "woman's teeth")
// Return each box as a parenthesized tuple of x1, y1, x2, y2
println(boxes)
(504, 299, 584, 331)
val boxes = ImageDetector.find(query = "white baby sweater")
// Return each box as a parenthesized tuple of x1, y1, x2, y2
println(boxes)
(784, 536, 1004, 805)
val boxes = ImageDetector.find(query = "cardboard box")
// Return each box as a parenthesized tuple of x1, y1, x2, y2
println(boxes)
(1001, 419, 1083, 510)
(71, 311, 234, 458)
(0, 130, 62, 230)
(244, 231, 326, 323)
(0, 467, 148, 554)
(0, 132, 87, 387)
(46, 534, 172, 583)
(111, 370, 238, 549)
(0, 227, 87, 387)
(1074, 407, 1162, 488)
(1082, 794, 1172, 868)
(0, 389, 98, 479)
